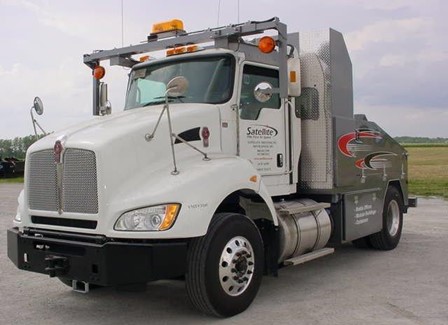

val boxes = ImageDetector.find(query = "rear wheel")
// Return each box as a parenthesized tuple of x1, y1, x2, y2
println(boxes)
(369, 186, 404, 250)
(186, 213, 264, 317)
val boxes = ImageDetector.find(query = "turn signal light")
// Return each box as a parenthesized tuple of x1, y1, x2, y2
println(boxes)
(159, 204, 181, 231)
(258, 36, 276, 54)
(93, 65, 105, 80)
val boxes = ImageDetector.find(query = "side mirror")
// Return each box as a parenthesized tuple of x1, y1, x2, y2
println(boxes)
(99, 82, 111, 115)
(254, 82, 273, 103)
(33, 97, 44, 115)
(166, 76, 189, 97)
(30, 97, 47, 139)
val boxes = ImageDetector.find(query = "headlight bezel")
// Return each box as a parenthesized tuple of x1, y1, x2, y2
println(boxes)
(114, 203, 181, 232)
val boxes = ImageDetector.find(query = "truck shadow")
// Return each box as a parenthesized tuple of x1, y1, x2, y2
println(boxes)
(50, 243, 383, 323)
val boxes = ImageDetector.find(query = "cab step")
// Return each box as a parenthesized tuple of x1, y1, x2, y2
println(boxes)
(283, 247, 335, 266)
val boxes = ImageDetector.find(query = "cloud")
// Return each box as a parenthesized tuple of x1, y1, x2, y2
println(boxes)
(0, 0, 446, 139)
(355, 102, 448, 137)
(346, 18, 431, 52)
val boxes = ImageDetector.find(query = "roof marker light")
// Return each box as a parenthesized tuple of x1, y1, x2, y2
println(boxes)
(258, 36, 276, 54)
(93, 65, 105, 80)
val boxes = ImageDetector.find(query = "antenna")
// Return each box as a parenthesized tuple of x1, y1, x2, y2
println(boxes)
(237, 0, 240, 23)
(121, 0, 124, 47)
(217, 0, 221, 26)
(217, 0, 240, 26)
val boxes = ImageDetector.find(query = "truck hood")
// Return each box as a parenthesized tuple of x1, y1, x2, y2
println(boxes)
(29, 104, 220, 153)
(26, 104, 222, 216)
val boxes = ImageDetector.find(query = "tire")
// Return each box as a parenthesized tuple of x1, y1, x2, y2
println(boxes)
(369, 186, 404, 250)
(186, 213, 264, 317)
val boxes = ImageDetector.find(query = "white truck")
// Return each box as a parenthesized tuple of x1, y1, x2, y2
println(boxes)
(8, 17, 412, 317)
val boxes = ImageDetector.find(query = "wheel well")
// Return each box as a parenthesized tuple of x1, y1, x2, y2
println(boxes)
(214, 189, 274, 223)
(214, 190, 279, 276)
(388, 180, 404, 206)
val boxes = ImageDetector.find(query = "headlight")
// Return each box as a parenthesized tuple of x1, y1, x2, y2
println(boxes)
(114, 203, 181, 231)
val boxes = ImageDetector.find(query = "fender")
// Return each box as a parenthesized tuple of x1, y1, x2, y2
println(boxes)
(102, 155, 277, 239)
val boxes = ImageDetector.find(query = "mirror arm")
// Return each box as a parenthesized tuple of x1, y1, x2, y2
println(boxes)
(30, 107, 47, 140)
(165, 91, 179, 175)
(30, 107, 39, 140)
(259, 88, 280, 95)
(34, 120, 47, 136)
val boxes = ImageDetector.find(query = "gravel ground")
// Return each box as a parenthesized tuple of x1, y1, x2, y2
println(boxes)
(1, 183, 447, 324)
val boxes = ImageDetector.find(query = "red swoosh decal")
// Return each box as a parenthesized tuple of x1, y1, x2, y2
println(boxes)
(355, 158, 366, 169)
(338, 130, 382, 157)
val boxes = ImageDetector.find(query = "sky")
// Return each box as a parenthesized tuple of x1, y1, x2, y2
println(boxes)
(0, 0, 447, 139)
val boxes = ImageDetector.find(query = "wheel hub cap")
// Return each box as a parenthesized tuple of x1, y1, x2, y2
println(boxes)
(387, 200, 400, 237)
(219, 236, 255, 297)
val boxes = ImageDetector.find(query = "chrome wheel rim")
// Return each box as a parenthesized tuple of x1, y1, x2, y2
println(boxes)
(218, 236, 255, 297)
(387, 200, 400, 237)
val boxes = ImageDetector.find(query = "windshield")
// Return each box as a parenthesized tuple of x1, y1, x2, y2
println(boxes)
(125, 55, 235, 109)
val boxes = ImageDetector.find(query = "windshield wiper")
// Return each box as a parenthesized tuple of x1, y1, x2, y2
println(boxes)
(142, 99, 169, 107)
(142, 96, 185, 107)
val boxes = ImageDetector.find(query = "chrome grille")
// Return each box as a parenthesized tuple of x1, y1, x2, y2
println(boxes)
(63, 149, 98, 214)
(28, 150, 58, 211)
(28, 149, 98, 214)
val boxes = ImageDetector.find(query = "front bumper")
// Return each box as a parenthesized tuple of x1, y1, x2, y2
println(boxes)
(7, 227, 187, 286)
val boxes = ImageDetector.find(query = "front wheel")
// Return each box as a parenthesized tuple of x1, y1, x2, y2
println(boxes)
(369, 186, 404, 250)
(186, 213, 264, 317)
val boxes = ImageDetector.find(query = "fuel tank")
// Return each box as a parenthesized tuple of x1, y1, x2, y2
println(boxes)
(276, 199, 332, 263)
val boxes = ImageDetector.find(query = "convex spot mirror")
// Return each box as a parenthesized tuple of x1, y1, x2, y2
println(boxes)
(254, 82, 273, 103)
(99, 82, 108, 108)
(166, 76, 189, 97)
(33, 97, 44, 115)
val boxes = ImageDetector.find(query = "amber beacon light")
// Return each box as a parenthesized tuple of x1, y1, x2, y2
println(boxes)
(151, 19, 185, 34)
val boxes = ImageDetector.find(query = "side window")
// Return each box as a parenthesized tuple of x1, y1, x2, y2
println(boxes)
(295, 87, 319, 120)
(240, 65, 280, 120)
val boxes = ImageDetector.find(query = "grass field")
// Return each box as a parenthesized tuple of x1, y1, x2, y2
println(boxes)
(0, 176, 24, 184)
(406, 146, 448, 198)
(1, 146, 447, 198)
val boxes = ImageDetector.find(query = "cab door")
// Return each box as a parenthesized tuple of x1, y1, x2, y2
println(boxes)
(238, 63, 292, 195)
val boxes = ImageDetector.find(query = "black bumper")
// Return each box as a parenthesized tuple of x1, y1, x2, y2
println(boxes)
(7, 227, 188, 286)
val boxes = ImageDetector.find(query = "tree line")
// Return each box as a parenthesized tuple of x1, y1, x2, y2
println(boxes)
(1, 135, 447, 160)
(394, 136, 448, 144)
(0, 135, 40, 160)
